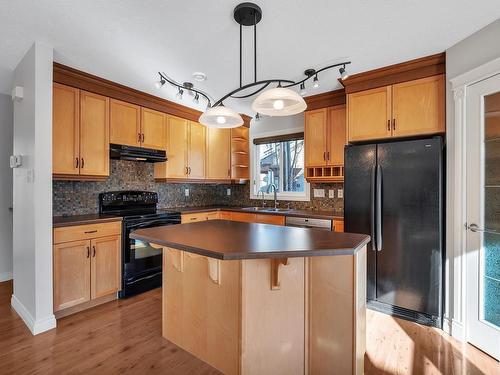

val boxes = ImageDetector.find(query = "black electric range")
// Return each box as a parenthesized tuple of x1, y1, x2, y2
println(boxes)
(99, 191, 181, 298)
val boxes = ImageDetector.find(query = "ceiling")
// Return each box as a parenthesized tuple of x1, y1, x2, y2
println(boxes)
(1, 0, 499, 115)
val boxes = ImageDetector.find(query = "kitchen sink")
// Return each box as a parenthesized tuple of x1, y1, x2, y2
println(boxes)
(241, 207, 291, 213)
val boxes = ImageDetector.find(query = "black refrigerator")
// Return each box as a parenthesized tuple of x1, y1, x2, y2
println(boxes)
(344, 137, 443, 328)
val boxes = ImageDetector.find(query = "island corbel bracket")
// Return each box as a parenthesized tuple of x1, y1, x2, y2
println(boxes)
(270, 257, 289, 290)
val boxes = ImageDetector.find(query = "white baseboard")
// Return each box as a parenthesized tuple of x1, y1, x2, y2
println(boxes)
(451, 319, 465, 342)
(11, 294, 56, 335)
(0, 271, 13, 282)
(442, 317, 453, 336)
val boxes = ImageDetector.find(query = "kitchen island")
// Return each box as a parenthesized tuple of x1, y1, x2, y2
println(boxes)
(131, 220, 370, 375)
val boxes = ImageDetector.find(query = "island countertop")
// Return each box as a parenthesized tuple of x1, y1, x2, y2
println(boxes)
(130, 219, 370, 260)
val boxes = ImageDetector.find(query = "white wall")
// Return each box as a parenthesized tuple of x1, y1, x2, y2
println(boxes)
(11, 42, 55, 335)
(0, 94, 13, 282)
(445, 18, 500, 339)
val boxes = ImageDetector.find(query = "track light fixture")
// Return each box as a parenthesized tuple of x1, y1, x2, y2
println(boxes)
(339, 65, 349, 80)
(299, 82, 306, 97)
(156, 3, 351, 128)
(313, 75, 320, 89)
(155, 78, 166, 89)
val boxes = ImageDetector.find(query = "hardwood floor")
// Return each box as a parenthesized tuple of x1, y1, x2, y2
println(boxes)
(0, 280, 498, 374)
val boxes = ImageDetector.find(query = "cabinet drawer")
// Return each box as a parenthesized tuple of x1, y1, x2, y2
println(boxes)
(54, 221, 122, 244)
(181, 212, 211, 223)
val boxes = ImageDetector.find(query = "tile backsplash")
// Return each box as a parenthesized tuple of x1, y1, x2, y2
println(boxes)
(53, 160, 343, 216)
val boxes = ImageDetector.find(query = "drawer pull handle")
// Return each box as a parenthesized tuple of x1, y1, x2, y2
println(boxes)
(190, 217, 197, 221)
(84, 230, 98, 234)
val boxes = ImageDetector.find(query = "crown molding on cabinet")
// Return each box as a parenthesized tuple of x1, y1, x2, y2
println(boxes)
(339, 52, 446, 94)
(53, 63, 251, 127)
(304, 89, 346, 111)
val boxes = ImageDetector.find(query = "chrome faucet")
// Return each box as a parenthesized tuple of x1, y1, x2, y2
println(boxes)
(267, 184, 278, 209)
(258, 190, 266, 207)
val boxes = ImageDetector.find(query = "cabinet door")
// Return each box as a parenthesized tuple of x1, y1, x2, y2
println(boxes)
(254, 214, 285, 226)
(188, 121, 206, 179)
(229, 212, 256, 223)
(109, 99, 141, 147)
(53, 83, 80, 175)
(392, 75, 445, 137)
(305, 109, 328, 166)
(141, 108, 167, 150)
(181, 212, 209, 223)
(166, 116, 189, 178)
(80, 91, 110, 176)
(327, 105, 347, 166)
(53, 240, 91, 311)
(206, 127, 231, 180)
(348, 86, 392, 142)
(91, 235, 121, 299)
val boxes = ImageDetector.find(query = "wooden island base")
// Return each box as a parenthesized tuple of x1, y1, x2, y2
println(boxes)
(160, 246, 367, 375)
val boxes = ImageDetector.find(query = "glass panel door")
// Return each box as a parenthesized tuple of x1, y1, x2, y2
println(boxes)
(466, 74, 500, 360)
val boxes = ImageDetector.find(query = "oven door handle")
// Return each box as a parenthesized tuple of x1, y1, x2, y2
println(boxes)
(127, 219, 179, 230)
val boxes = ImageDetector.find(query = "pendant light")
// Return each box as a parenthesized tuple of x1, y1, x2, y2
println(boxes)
(199, 105, 244, 128)
(252, 87, 307, 116)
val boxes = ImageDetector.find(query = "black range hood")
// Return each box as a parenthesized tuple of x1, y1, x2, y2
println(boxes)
(110, 144, 167, 163)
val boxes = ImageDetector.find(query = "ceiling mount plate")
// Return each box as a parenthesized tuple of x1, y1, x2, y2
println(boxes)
(234, 3, 262, 26)
(304, 69, 316, 77)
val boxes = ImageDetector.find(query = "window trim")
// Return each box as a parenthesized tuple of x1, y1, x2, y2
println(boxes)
(250, 127, 310, 202)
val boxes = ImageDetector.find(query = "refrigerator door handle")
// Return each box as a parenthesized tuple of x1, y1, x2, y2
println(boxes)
(376, 164, 383, 251)
(370, 164, 377, 251)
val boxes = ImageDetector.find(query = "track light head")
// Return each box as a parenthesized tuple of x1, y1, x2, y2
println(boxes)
(176, 88, 184, 99)
(193, 93, 200, 104)
(255, 113, 261, 122)
(299, 82, 307, 97)
(339, 66, 349, 80)
(155, 78, 166, 89)
(313, 75, 320, 89)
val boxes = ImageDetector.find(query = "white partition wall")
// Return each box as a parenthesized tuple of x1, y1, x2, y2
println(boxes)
(11, 42, 56, 335)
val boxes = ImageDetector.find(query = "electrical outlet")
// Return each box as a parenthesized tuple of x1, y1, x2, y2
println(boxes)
(329, 189, 335, 198)
(184, 188, 189, 197)
(337, 189, 343, 198)
(313, 189, 325, 198)
(227, 188, 231, 196)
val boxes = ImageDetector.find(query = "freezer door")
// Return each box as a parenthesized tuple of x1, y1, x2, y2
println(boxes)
(376, 138, 443, 316)
(344, 143, 377, 300)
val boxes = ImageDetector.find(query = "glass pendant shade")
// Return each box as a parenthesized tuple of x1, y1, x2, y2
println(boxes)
(252, 87, 307, 116)
(199, 105, 244, 128)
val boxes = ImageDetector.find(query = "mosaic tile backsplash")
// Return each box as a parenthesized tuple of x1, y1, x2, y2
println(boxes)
(53, 160, 344, 216)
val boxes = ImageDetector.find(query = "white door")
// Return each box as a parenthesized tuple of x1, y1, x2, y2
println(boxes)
(466, 73, 500, 360)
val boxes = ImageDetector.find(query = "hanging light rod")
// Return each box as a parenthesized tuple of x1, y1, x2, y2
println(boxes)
(155, 2, 351, 128)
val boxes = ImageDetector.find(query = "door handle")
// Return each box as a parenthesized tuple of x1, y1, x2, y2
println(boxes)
(75, 157, 79, 169)
(92, 246, 96, 257)
(323, 151, 326, 161)
(141, 133, 145, 143)
(370, 164, 376, 251)
(392, 119, 396, 131)
(375, 164, 383, 251)
(86, 246, 90, 258)
(387, 120, 391, 131)
(81, 158, 84, 169)
(466, 223, 500, 235)
(138, 133, 142, 143)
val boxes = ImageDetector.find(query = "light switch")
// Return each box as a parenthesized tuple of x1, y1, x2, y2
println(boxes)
(184, 188, 189, 197)
(329, 189, 335, 198)
(337, 189, 343, 198)
(313, 189, 325, 198)
(227, 188, 231, 196)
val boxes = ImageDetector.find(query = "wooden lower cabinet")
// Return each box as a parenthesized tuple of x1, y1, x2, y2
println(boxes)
(333, 219, 344, 232)
(53, 222, 121, 317)
(181, 211, 220, 223)
(53, 240, 91, 311)
(222, 211, 285, 225)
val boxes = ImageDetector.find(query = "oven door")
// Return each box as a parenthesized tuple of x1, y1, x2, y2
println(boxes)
(123, 218, 179, 285)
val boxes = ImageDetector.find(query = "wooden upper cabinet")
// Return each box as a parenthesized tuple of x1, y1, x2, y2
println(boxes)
(53, 83, 80, 175)
(328, 105, 347, 166)
(79, 91, 110, 176)
(348, 86, 392, 142)
(166, 116, 189, 178)
(206, 127, 231, 180)
(305, 109, 328, 166)
(141, 108, 167, 150)
(109, 99, 141, 147)
(188, 121, 206, 179)
(392, 75, 445, 137)
(90, 235, 121, 299)
(53, 240, 91, 312)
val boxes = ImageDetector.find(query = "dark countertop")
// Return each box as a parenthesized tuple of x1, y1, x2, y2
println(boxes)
(53, 214, 123, 228)
(130, 220, 369, 260)
(162, 206, 344, 221)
